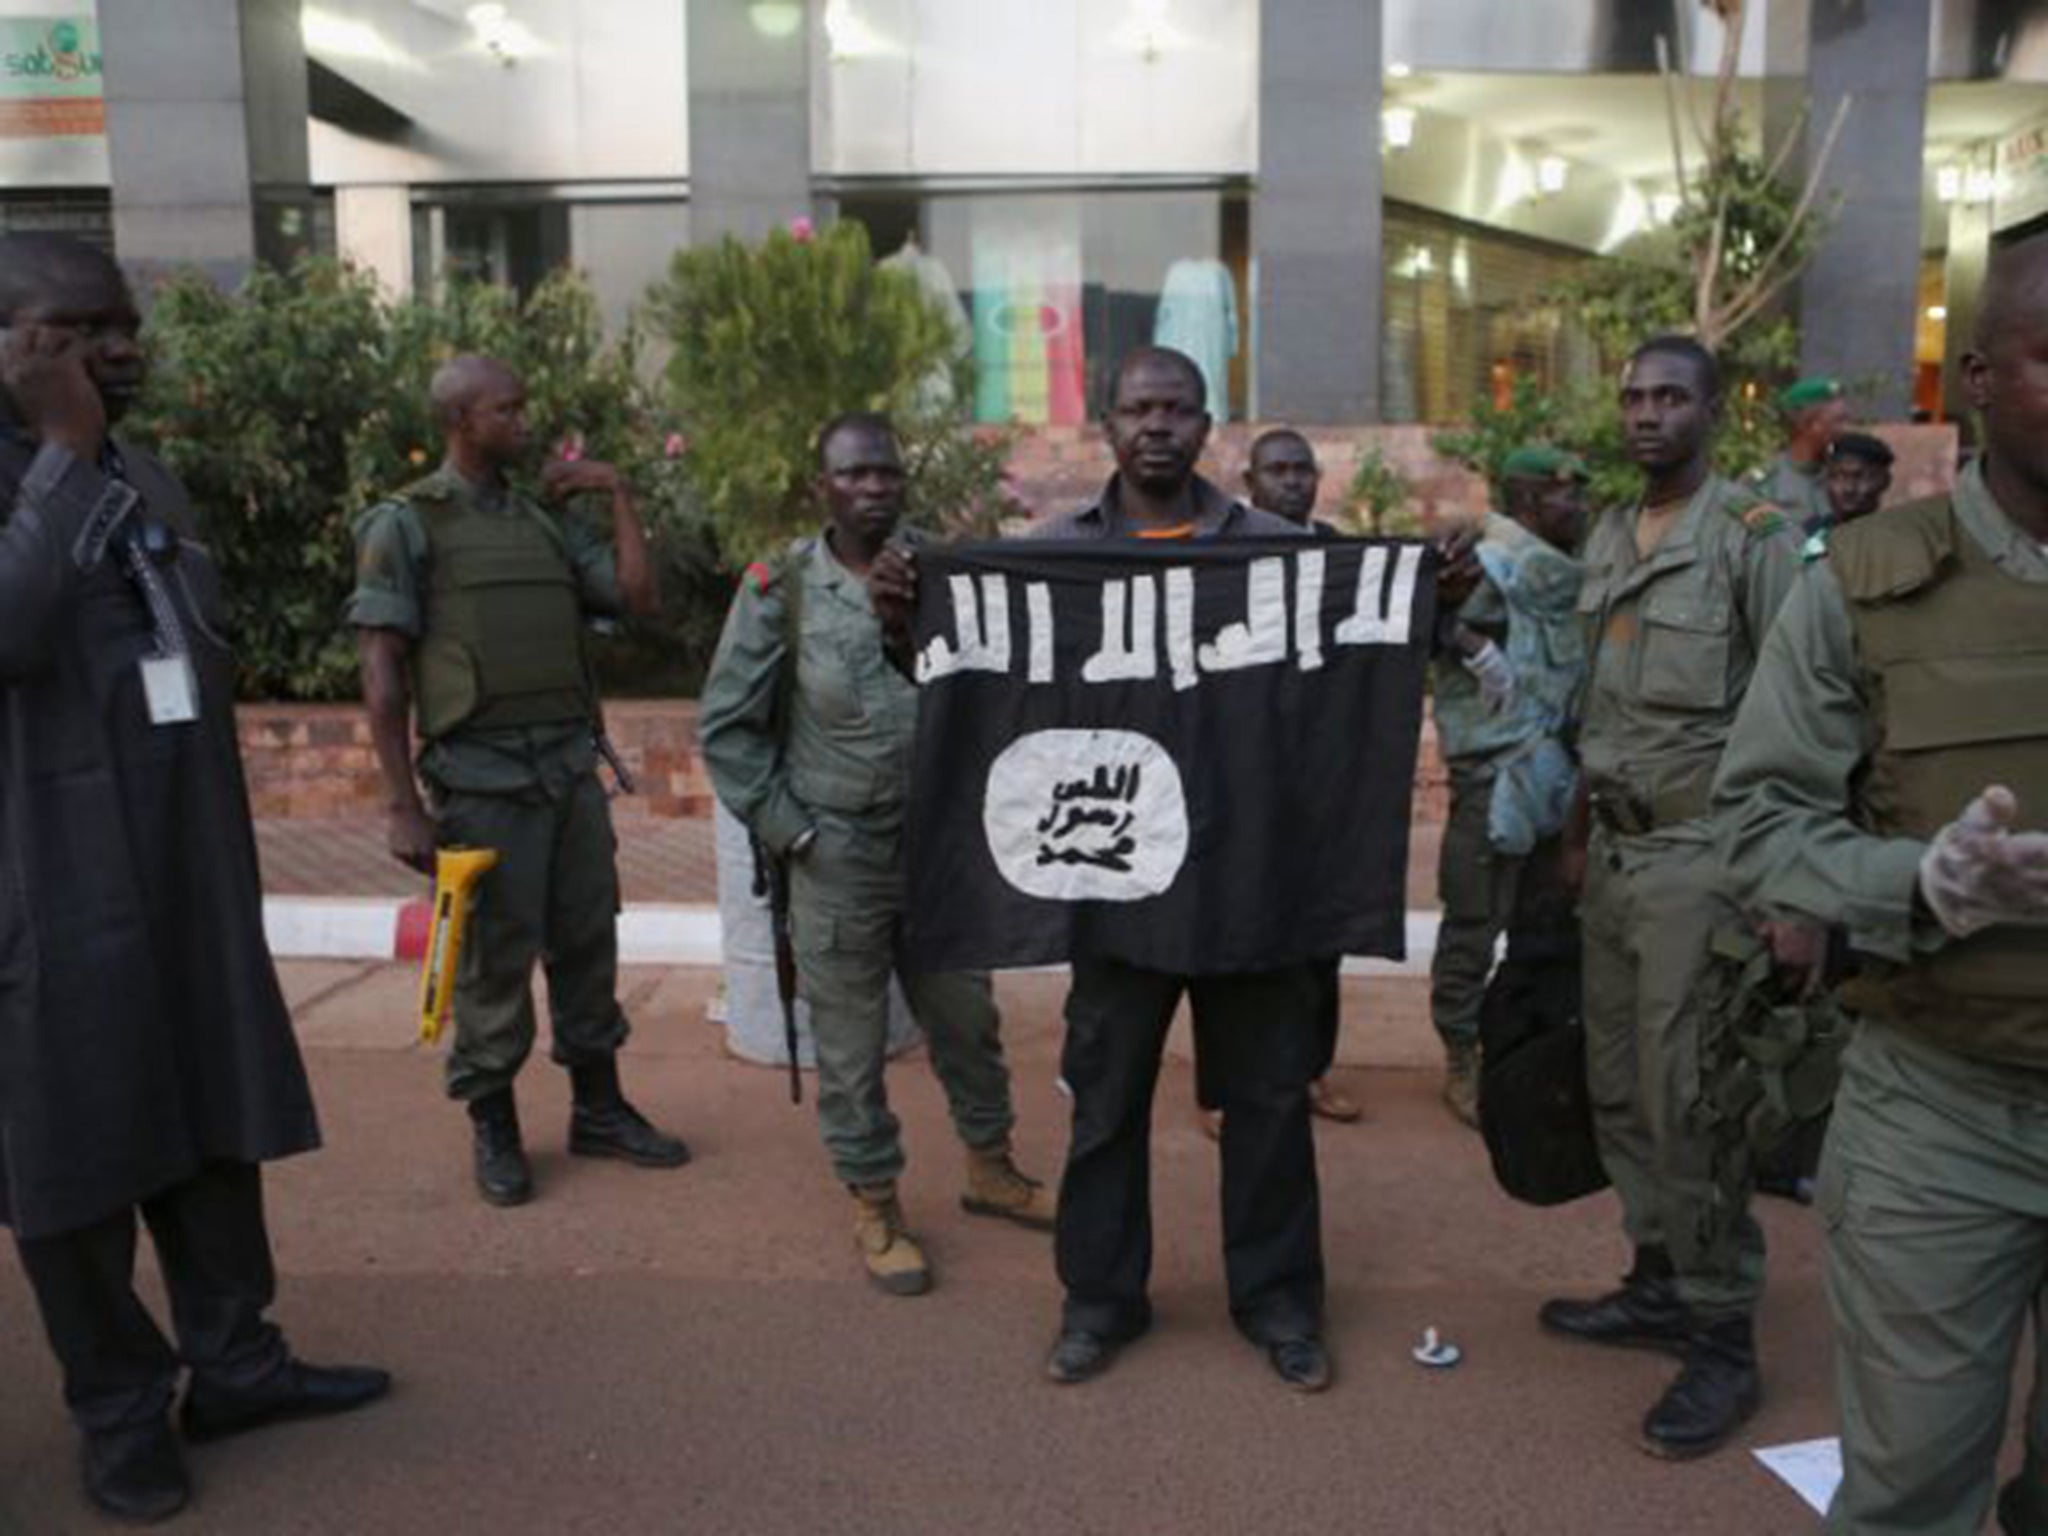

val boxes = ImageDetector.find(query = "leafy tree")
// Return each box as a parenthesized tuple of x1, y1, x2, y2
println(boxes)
(645, 220, 1012, 564)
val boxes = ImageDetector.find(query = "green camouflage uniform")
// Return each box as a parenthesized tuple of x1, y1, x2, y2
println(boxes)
(1575, 474, 1800, 1322)
(1750, 453, 1832, 534)
(1716, 460, 2048, 1535)
(696, 534, 1015, 1188)
(346, 464, 629, 1102)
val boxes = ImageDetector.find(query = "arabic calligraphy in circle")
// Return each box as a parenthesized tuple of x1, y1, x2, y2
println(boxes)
(983, 728, 1189, 902)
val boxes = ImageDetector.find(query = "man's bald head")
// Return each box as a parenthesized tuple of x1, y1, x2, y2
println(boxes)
(0, 233, 128, 324)
(429, 355, 523, 433)
(1966, 231, 2048, 510)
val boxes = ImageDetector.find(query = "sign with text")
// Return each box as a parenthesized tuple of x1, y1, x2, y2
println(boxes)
(906, 538, 1435, 975)
(1, 17, 103, 139)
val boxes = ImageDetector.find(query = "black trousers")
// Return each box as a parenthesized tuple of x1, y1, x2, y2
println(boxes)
(1057, 957, 1326, 1343)
(14, 1160, 288, 1436)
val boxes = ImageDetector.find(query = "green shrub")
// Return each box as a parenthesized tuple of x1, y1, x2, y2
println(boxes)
(645, 220, 1012, 564)
(130, 259, 721, 700)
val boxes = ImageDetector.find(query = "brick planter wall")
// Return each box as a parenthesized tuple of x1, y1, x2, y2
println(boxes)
(238, 698, 1449, 827)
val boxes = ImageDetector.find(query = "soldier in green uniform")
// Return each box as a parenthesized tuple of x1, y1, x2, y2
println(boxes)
(350, 355, 690, 1207)
(1540, 336, 1801, 1459)
(1430, 444, 1589, 1127)
(1716, 238, 2048, 1535)
(697, 411, 1053, 1298)
(1750, 375, 1848, 534)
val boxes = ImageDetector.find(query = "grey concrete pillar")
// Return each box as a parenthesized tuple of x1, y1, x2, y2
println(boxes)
(98, 0, 311, 294)
(1254, 0, 1381, 424)
(686, 3, 812, 245)
(1793, 0, 1931, 419)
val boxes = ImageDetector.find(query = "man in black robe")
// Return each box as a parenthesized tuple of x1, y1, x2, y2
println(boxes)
(0, 234, 388, 1523)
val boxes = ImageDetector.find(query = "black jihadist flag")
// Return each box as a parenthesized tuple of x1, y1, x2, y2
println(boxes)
(906, 537, 1436, 976)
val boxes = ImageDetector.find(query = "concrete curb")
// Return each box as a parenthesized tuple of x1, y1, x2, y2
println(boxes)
(262, 897, 1441, 975)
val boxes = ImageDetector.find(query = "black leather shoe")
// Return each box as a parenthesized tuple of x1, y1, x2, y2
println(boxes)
(1641, 1318, 1761, 1460)
(568, 1059, 690, 1168)
(82, 1421, 189, 1524)
(1267, 1336, 1333, 1394)
(181, 1361, 392, 1445)
(1540, 1247, 1691, 1355)
(1046, 1329, 1122, 1385)
(1998, 1473, 2048, 1535)
(469, 1090, 533, 1206)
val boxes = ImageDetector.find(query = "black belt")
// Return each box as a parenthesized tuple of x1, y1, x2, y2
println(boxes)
(1588, 779, 1713, 837)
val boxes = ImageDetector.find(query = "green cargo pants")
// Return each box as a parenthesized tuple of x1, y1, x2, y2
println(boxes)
(790, 808, 1014, 1188)
(1820, 1022, 2048, 1536)
(436, 771, 629, 1102)
(1581, 824, 1764, 1320)
(1430, 765, 1524, 1049)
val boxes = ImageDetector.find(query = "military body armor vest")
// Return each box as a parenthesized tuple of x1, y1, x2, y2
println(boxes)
(1831, 494, 2048, 1067)
(407, 478, 594, 741)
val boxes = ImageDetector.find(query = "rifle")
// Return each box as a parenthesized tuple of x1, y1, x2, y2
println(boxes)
(750, 832, 803, 1105)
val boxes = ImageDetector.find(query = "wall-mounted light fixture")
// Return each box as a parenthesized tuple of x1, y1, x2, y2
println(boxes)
(1382, 106, 1416, 150)
(749, 2, 803, 39)
(1936, 165, 1964, 203)
(1536, 155, 1569, 195)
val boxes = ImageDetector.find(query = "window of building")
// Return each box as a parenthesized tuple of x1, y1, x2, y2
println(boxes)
(838, 183, 1249, 423)
(411, 196, 572, 299)
(1381, 202, 1596, 425)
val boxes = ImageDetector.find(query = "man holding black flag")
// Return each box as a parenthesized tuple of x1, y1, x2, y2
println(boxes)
(875, 347, 1467, 1391)
(699, 411, 1054, 1299)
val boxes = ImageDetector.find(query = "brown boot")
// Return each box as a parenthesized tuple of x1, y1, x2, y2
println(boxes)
(1309, 1077, 1364, 1123)
(850, 1182, 931, 1296)
(961, 1141, 1057, 1230)
(1442, 1041, 1481, 1129)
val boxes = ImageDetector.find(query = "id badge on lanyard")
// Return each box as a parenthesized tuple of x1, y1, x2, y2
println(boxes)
(140, 653, 200, 726)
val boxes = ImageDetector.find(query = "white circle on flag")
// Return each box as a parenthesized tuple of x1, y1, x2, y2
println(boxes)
(983, 729, 1188, 902)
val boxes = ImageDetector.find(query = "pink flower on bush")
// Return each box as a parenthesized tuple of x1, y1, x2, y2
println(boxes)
(788, 216, 816, 243)
(558, 434, 585, 463)
(663, 432, 687, 459)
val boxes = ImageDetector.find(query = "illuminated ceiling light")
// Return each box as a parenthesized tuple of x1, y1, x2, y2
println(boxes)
(824, 0, 893, 60)
(1926, 304, 1949, 321)
(1537, 155, 1569, 195)
(748, 2, 803, 39)
(1601, 183, 1649, 252)
(1936, 165, 1964, 203)
(1131, 0, 1173, 62)
(303, 7, 411, 66)
(1382, 106, 1416, 150)
(1651, 192, 1682, 223)
(465, 2, 537, 65)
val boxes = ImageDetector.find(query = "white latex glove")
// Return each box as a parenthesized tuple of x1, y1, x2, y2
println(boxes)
(1462, 638, 1517, 718)
(1918, 785, 2048, 939)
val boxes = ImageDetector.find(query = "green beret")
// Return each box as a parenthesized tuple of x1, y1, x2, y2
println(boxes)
(1500, 444, 1588, 483)
(1777, 376, 1843, 412)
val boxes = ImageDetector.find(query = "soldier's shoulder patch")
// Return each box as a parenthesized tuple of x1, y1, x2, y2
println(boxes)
(1800, 529, 1830, 564)
(1726, 494, 1792, 538)
(745, 561, 776, 594)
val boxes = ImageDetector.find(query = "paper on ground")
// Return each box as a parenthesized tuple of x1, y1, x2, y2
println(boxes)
(1755, 1438, 1842, 1517)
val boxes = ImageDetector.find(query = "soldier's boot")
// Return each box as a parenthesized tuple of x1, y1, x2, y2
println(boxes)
(960, 1140, 1057, 1231)
(468, 1090, 534, 1207)
(1539, 1245, 1692, 1355)
(568, 1057, 691, 1168)
(1641, 1315, 1762, 1460)
(850, 1182, 932, 1296)
(1442, 1039, 1481, 1130)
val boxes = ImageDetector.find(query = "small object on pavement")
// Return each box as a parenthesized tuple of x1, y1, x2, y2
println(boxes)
(1412, 1327, 1462, 1369)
